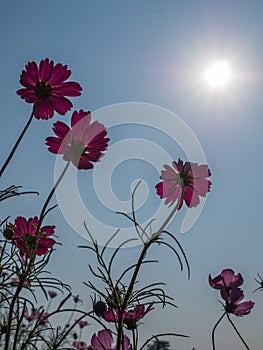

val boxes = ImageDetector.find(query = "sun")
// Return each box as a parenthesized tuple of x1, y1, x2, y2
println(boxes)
(204, 61, 232, 88)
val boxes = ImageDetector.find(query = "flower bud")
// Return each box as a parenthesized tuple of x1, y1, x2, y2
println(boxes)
(3, 227, 14, 240)
(93, 301, 107, 317)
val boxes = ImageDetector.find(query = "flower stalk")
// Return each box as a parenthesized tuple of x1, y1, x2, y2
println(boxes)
(0, 103, 38, 178)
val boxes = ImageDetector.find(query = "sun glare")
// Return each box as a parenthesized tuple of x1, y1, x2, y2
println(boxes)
(204, 61, 232, 88)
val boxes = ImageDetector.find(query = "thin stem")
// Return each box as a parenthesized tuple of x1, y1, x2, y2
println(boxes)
(212, 312, 226, 350)
(116, 184, 185, 350)
(153, 181, 184, 238)
(38, 161, 70, 229)
(116, 239, 152, 350)
(12, 300, 27, 350)
(132, 328, 138, 350)
(226, 313, 251, 350)
(0, 103, 38, 178)
(4, 276, 27, 350)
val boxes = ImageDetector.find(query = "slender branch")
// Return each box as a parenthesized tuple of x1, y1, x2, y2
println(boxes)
(38, 161, 70, 229)
(140, 332, 189, 350)
(116, 239, 152, 350)
(115, 182, 185, 349)
(212, 312, 226, 350)
(154, 181, 184, 238)
(226, 313, 251, 350)
(0, 103, 38, 178)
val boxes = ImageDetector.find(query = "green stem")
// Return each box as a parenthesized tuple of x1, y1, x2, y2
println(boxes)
(116, 239, 152, 350)
(153, 181, 184, 239)
(30, 161, 70, 263)
(226, 313, 251, 350)
(38, 161, 70, 229)
(0, 103, 38, 178)
(212, 312, 226, 350)
(4, 272, 28, 350)
(116, 182, 185, 350)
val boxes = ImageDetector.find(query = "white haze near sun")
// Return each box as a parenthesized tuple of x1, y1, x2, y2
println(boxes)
(204, 61, 232, 88)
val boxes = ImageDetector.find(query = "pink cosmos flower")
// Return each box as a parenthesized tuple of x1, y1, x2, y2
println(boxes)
(209, 269, 255, 317)
(102, 307, 119, 323)
(46, 109, 109, 170)
(17, 58, 82, 120)
(24, 307, 41, 322)
(7, 216, 56, 258)
(73, 341, 88, 350)
(155, 159, 211, 209)
(24, 306, 49, 323)
(78, 320, 89, 328)
(10, 277, 29, 287)
(91, 329, 131, 350)
(48, 290, 57, 298)
(101, 304, 153, 329)
(123, 304, 154, 329)
(209, 269, 243, 291)
(221, 287, 255, 316)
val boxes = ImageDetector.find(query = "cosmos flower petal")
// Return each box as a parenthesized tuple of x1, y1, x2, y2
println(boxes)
(34, 100, 54, 120)
(21, 61, 39, 86)
(233, 301, 255, 316)
(91, 330, 113, 350)
(46, 62, 71, 85)
(71, 109, 91, 127)
(209, 274, 224, 289)
(46, 137, 64, 154)
(191, 178, 211, 197)
(48, 95, 73, 115)
(52, 82, 82, 96)
(51, 121, 70, 140)
(39, 58, 54, 82)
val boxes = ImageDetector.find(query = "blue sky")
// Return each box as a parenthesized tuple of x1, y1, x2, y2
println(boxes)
(1, 1, 263, 349)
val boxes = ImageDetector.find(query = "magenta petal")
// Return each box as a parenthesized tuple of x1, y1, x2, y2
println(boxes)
(160, 164, 177, 181)
(47, 63, 71, 85)
(71, 109, 91, 127)
(165, 185, 182, 206)
(221, 269, 235, 285)
(40, 225, 56, 235)
(192, 178, 211, 196)
(52, 121, 70, 140)
(233, 301, 255, 316)
(35, 100, 54, 120)
(102, 308, 118, 323)
(76, 157, 94, 170)
(48, 96, 73, 115)
(173, 159, 184, 172)
(17, 89, 37, 103)
(39, 58, 54, 82)
(24, 61, 39, 84)
(91, 330, 112, 350)
(45, 137, 64, 154)
(53, 81, 82, 96)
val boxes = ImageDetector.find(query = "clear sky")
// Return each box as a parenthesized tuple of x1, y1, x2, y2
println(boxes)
(1, 1, 263, 349)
